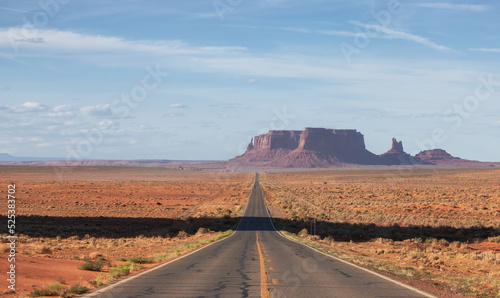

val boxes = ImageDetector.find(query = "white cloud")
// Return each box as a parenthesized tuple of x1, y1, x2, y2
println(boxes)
(80, 104, 112, 116)
(0, 27, 246, 56)
(47, 111, 75, 118)
(52, 105, 72, 112)
(170, 103, 187, 108)
(17, 102, 48, 112)
(350, 21, 455, 52)
(247, 79, 259, 84)
(0, 101, 48, 113)
(469, 48, 500, 53)
(414, 3, 489, 12)
(45, 105, 75, 117)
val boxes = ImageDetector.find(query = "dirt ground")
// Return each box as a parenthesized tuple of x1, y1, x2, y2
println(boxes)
(260, 168, 500, 297)
(0, 166, 253, 297)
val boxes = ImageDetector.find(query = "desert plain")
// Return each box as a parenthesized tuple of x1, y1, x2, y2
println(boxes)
(0, 166, 499, 297)
(261, 168, 500, 297)
(0, 166, 253, 297)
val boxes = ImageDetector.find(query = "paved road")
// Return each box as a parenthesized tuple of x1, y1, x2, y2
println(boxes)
(86, 173, 434, 298)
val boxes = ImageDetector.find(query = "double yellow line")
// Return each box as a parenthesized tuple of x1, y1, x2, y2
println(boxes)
(256, 232, 270, 298)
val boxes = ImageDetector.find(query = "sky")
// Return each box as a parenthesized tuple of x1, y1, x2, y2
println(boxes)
(0, 0, 499, 161)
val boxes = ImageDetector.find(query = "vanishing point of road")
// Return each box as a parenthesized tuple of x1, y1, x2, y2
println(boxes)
(86, 173, 435, 298)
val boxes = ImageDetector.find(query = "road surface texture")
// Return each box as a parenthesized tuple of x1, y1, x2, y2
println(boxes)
(86, 173, 435, 298)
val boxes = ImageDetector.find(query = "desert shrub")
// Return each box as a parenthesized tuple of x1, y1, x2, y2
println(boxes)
(30, 281, 70, 297)
(488, 236, 500, 243)
(196, 227, 210, 235)
(222, 209, 232, 218)
(127, 257, 154, 264)
(438, 239, 450, 246)
(324, 235, 334, 243)
(48, 283, 64, 292)
(88, 279, 103, 287)
(412, 237, 424, 244)
(80, 258, 103, 271)
(108, 262, 141, 279)
(177, 230, 187, 238)
(63, 284, 88, 296)
(298, 228, 309, 237)
(39, 245, 52, 254)
(29, 287, 58, 297)
(426, 238, 437, 244)
(109, 266, 129, 279)
(89, 251, 103, 259)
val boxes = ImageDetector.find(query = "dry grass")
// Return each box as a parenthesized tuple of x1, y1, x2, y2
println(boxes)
(261, 168, 500, 297)
(0, 166, 253, 297)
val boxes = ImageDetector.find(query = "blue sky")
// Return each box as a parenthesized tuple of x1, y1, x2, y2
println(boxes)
(0, 0, 499, 161)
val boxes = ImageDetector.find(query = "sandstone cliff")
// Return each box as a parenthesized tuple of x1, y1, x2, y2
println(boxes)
(414, 149, 459, 164)
(231, 128, 471, 168)
(379, 138, 413, 165)
(234, 128, 380, 167)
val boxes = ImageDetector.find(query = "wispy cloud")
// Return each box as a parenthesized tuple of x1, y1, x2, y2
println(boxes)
(80, 104, 112, 117)
(350, 21, 456, 52)
(318, 30, 366, 37)
(0, 28, 246, 55)
(0, 6, 31, 13)
(469, 48, 500, 53)
(52, 105, 73, 112)
(414, 3, 489, 12)
(230, 24, 454, 53)
(0, 85, 9, 89)
(224, 24, 310, 34)
(0, 101, 48, 113)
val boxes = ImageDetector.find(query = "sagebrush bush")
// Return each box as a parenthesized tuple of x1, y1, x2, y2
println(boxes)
(127, 257, 154, 264)
(66, 284, 88, 295)
(298, 228, 309, 237)
(80, 258, 103, 271)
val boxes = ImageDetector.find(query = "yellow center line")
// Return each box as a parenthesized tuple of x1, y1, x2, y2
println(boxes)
(256, 232, 270, 298)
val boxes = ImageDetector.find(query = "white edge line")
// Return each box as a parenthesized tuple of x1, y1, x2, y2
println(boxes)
(259, 180, 438, 298)
(83, 174, 256, 297)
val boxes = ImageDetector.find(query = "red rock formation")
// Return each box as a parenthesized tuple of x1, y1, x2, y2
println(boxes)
(242, 130, 302, 162)
(249, 130, 301, 150)
(233, 128, 379, 167)
(390, 138, 404, 153)
(230, 128, 480, 168)
(379, 137, 413, 165)
(414, 149, 459, 164)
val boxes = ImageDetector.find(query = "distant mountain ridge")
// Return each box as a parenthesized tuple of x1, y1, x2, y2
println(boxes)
(0, 153, 64, 162)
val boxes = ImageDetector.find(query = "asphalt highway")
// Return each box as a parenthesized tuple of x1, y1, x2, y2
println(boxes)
(85, 173, 434, 298)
